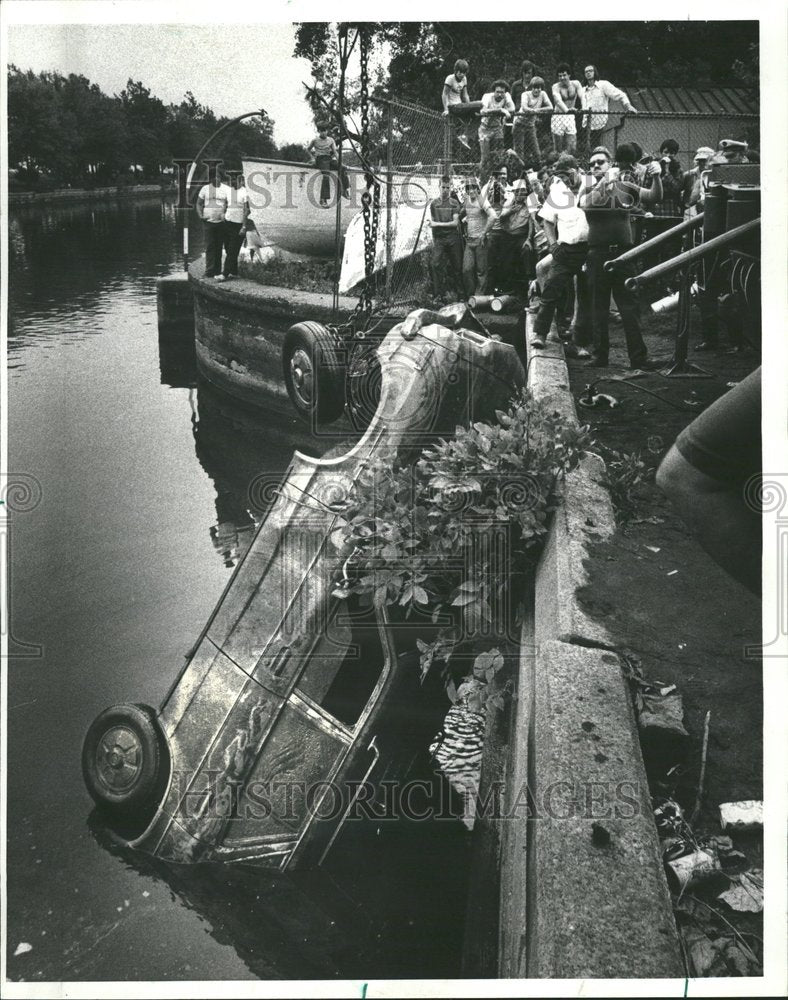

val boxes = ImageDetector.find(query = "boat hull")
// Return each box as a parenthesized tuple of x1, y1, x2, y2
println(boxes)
(241, 157, 441, 257)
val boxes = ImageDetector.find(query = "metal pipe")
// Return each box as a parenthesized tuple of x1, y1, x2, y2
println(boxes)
(625, 218, 760, 291)
(604, 213, 705, 271)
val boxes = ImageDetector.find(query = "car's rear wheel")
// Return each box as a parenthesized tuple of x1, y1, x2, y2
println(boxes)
(82, 703, 169, 826)
(283, 321, 346, 424)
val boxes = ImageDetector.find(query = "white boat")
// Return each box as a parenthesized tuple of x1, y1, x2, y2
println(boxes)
(241, 157, 443, 257)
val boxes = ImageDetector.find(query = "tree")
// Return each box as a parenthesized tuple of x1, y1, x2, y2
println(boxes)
(119, 79, 169, 178)
(278, 142, 310, 162)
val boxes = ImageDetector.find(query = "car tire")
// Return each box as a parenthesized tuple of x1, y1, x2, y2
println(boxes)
(283, 321, 346, 424)
(82, 703, 169, 822)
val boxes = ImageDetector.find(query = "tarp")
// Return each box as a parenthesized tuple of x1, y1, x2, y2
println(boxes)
(339, 202, 432, 293)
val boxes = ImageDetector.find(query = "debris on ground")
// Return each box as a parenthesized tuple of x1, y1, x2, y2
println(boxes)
(717, 870, 763, 913)
(719, 799, 763, 832)
(14, 943, 33, 957)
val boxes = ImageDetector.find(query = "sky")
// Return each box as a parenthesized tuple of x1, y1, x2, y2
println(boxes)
(7, 22, 316, 146)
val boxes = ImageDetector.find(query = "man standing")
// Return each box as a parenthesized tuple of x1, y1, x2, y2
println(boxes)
(580, 66, 637, 151)
(494, 178, 536, 298)
(579, 145, 662, 369)
(530, 154, 589, 349)
(478, 81, 515, 174)
(481, 164, 512, 292)
(196, 168, 231, 279)
(459, 178, 496, 298)
(428, 175, 463, 303)
(551, 63, 583, 155)
(682, 146, 715, 216)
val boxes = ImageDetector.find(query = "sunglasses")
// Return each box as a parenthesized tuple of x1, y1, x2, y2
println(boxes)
(589, 159, 608, 167)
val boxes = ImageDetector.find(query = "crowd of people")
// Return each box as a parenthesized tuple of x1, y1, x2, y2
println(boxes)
(431, 60, 758, 368)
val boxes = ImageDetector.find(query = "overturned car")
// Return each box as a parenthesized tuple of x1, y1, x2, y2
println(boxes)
(82, 305, 525, 869)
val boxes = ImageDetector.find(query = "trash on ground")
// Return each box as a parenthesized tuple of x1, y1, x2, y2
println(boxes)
(654, 798, 686, 836)
(645, 545, 661, 553)
(578, 391, 620, 409)
(717, 869, 763, 912)
(13, 942, 32, 956)
(638, 688, 689, 742)
(668, 849, 720, 891)
(719, 800, 763, 832)
(667, 569, 678, 576)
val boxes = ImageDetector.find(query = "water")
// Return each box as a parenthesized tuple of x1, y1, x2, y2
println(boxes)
(6, 198, 470, 982)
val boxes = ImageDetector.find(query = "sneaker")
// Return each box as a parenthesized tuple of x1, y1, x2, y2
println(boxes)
(214, 274, 226, 282)
(530, 334, 546, 349)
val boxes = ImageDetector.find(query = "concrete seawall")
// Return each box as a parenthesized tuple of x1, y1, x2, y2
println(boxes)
(9, 184, 167, 206)
(495, 329, 684, 978)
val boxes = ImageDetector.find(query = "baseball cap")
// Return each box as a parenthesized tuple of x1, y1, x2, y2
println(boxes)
(590, 146, 612, 160)
(694, 146, 715, 161)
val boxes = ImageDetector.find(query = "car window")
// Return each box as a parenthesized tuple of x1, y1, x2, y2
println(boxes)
(295, 603, 386, 728)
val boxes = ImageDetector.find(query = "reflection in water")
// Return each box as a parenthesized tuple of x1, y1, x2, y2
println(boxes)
(158, 322, 197, 389)
(88, 777, 471, 979)
(9, 197, 470, 982)
(188, 378, 338, 567)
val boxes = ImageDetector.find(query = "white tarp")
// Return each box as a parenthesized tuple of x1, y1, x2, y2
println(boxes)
(339, 202, 432, 293)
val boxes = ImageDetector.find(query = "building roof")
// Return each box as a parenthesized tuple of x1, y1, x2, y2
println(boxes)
(614, 87, 756, 115)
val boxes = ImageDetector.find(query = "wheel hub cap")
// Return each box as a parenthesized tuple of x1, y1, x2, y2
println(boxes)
(290, 349, 314, 405)
(96, 725, 142, 792)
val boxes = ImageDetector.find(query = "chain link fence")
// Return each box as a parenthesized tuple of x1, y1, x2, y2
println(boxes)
(344, 99, 759, 310)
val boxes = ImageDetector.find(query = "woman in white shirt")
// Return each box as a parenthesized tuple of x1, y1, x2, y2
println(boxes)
(221, 174, 250, 281)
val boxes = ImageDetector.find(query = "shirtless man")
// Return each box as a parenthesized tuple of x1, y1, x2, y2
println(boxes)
(551, 63, 583, 154)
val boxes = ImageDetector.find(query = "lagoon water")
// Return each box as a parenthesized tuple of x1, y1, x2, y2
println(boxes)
(6, 198, 469, 982)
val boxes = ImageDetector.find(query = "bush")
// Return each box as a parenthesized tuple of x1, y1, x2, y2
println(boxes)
(331, 388, 590, 696)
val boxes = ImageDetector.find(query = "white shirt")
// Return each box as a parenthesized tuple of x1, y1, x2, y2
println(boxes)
(444, 74, 467, 106)
(198, 182, 232, 224)
(581, 80, 633, 130)
(478, 91, 515, 135)
(225, 186, 249, 224)
(538, 177, 589, 244)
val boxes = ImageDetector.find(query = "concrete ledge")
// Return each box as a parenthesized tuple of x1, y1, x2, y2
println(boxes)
(157, 272, 194, 326)
(497, 317, 684, 977)
(9, 183, 166, 205)
(529, 640, 683, 978)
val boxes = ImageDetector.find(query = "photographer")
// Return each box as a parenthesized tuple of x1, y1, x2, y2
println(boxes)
(652, 139, 685, 218)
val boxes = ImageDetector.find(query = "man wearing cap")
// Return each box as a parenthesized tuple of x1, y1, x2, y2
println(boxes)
(530, 154, 589, 350)
(683, 146, 715, 216)
(459, 178, 496, 297)
(579, 145, 662, 369)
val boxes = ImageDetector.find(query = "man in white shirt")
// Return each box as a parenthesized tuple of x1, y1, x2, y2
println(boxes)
(478, 81, 515, 172)
(196, 169, 232, 278)
(580, 65, 637, 152)
(221, 173, 251, 280)
(530, 155, 589, 348)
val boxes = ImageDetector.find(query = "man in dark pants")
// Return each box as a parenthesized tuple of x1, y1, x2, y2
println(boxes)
(196, 168, 230, 278)
(428, 175, 463, 303)
(530, 154, 588, 348)
(495, 178, 535, 297)
(579, 145, 662, 368)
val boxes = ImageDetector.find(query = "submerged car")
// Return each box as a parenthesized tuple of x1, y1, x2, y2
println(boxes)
(82, 305, 525, 869)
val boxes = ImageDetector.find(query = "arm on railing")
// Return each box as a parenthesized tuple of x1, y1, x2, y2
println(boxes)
(624, 218, 760, 292)
(604, 213, 705, 272)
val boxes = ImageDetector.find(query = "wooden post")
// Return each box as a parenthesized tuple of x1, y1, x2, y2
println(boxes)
(385, 101, 394, 303)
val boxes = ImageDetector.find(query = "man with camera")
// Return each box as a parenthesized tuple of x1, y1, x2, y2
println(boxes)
(578, 144, 662, 369)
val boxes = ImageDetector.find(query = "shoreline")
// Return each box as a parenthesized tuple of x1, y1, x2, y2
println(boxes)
(9, 183, 173, 207)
